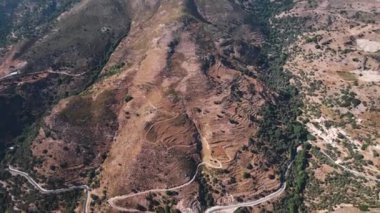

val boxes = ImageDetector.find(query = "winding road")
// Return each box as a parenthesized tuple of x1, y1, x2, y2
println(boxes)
(108, 163, 206, 212)
(0, 70, 86, 82)
(205, 161, 293, 213)
(0, 71, 19, 81)
(7, 166, 90, 213)
(108, 159, 294, 213)
(8, 160, 293, 213)
(204, 183, 287, 213)
(8, 156, 294, 213)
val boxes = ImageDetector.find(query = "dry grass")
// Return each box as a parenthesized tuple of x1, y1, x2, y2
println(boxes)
(336, 71, 357, 81)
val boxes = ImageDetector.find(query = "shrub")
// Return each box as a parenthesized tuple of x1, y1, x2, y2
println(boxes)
(165, 191, 178, 196)
(247, 163, 253, 170)
(124, 95, 133, 103)
(359, 204, 369, 211)
(243, 172, 251, 179)
(136, 204, 147, 211)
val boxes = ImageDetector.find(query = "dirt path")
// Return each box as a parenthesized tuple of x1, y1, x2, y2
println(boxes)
(319, 150, 380, 182)
(47, 70, 87, 77)
(193, 123, 223, 169)
(307, 118, 380, 181)
(144, 113, 180, 144)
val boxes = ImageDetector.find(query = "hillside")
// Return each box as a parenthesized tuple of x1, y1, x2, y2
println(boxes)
(0, 0, 379, 212)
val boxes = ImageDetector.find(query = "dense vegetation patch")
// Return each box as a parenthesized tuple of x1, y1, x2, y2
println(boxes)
(241, 0, 312, 212)
(0, 0, 79, 46)
(0, 75, 73, 154)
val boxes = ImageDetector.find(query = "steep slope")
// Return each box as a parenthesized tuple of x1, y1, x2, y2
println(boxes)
(0, 0, 289, 212)
(25, 1, 282, 212)
(0, 0, 134, 149)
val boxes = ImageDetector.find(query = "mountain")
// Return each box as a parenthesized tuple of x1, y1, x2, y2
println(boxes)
(0, 0, 379, 212)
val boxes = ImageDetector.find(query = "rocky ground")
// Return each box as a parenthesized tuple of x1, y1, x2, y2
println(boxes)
(282, 0, 380, 212)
